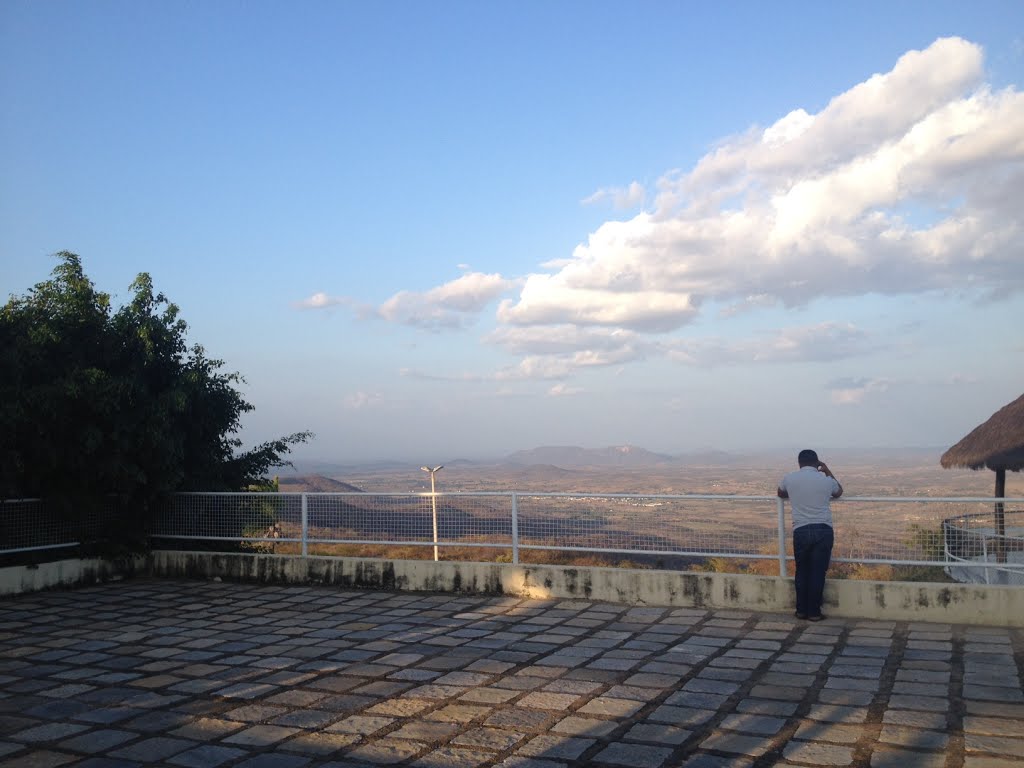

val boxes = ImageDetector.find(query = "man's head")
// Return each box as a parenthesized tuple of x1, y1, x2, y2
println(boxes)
(798, 449, 819, 467)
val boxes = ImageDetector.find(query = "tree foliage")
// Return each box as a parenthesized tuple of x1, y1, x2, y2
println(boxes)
(0, 252, 312, 523)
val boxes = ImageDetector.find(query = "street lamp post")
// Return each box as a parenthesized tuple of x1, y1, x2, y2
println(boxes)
(421, 465, 444, 561)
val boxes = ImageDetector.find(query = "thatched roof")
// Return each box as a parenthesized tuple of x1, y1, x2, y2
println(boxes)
(941, 393, 1024, 471)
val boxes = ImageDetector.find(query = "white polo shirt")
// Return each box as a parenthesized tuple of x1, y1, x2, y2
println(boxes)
(779, 466, 841, 530)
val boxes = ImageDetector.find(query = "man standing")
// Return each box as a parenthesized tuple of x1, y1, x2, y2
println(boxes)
(777, 450, 843, 621)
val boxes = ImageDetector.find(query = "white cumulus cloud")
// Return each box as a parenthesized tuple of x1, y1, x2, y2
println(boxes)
(379, 272, 517, 330)
(500, 37, 1024, 331)
(667, 322, 879, 367)
(295, 292, 349, 309)
(343, 391, 383, 409)
(581, 181, 646, 209)
(548, 383, 583, 397)
(827, 377, 890, 405)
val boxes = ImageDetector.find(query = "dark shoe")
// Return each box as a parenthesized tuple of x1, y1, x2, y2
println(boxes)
(808, 614, 826, 622)
(794, 612, 808, 620)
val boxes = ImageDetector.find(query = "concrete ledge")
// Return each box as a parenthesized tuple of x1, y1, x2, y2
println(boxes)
(0, 558, 132, 596)
(140, 551, 1023, 627)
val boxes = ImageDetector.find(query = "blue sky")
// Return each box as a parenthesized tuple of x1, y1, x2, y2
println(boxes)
(2, 1, 1023, 464)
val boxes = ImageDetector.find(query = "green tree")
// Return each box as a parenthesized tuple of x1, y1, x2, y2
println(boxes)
(0, 252, 311, 549)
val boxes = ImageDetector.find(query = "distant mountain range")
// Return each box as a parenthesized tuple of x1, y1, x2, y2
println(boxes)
(504, 445, 675, 468)
(277, 474, 364, 493)
(281, 444, 950, 475)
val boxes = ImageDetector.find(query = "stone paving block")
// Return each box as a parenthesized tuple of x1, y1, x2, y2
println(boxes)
(964, 733, 1024, 756)
(233, 754, 311, 768)
(541, 679, 602, 695)
(109, 736, 197, 761)
(604, 684, 659, 701)
(962, 758, 1024, 768)
(894, 669, 949, 683)
(794, 721, 864, 744)
(577, 696, 645, 718)
(16, 722, 92, 748)
(760, 672, 814, 687)
(269, 709, 339, 729)
(124, 710, 193, 733)
(664, 691, 729, 709)
(452, 726, 526, 750)
(517, 692, 581, 710)
(263, 690, 331, 707)
(719, 713, 786, 735)
(222, 725, 300, 747)
(963, 715, 1023, 737)
(0, 744, 18, 759)
(484, 709, 556, 732)
(167, 744, 249, 768)
(167, 718, 246, 740)
(517, 733, 594, 760)
(459, 687, 519, 704)
(684, 679, 741, 695)
(57, 729, 137, 753)
(364, 698, 432, 717)
(965, 701, 1024, 718)
(592, 741, 673, 767)
(647, 704, 715, 726)
(869, 748, 947, 768)
(6, 582, 1024, 768)
(345, 737, 427, 764)
(493, 756, 566, 768)
(699, 731, 772, 757)
(888, 695, 948, 712)
(624, 722, 692, 744)
(818, 688, 874, 706)
(389, 720, 461, 743)
(223, 704, 288, 723)
(805, 704, 869, 724)
(23, 700, 95, 720)
(877, 723, 950, 750)
(421, 704, 490, 724)
(735, 699, 797, 716)
(825, 676, 880, 692)
(623, 673, 679, 688)
(280, 731, 360, 755)
(965, 685, 1024, 703)
(783, 740, 855, 765)
(748, 684, 805, 701)
(308, 677, 366, 693)
(325, 714, 395, 735)
(677, 751, 755, 766)
(411, 746, 494, 767)
(0, 749, 79, 767)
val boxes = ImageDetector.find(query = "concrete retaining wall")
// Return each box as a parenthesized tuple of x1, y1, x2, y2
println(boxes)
(149, 552, 1024, 626)
(0, 557, 132, 596)
(3, 551, 1021, 627)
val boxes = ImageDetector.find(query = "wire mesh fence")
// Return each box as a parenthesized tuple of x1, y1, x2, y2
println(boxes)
(0, 497, 122, 555)
(514, 494, 779, 562)
(6, 491, 1024, 584)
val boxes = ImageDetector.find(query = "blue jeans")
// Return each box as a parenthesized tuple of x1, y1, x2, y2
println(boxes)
(793, 524, 834, 617)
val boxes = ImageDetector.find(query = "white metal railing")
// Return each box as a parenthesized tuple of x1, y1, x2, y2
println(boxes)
(139, 492, 1024, 582)
(5, 492, 1022, 584)
(941, 509, 1024, 586)
(0, 498, 122, 555)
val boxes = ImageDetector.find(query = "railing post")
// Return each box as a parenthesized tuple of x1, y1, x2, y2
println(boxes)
(511, 492, 520, 565)
(301, 493, 308, 558)
(982, 535, 990, 585)
(777, 497, 787, 578)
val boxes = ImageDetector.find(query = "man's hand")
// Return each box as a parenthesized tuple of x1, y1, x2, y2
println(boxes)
(817, 461, 834, 478)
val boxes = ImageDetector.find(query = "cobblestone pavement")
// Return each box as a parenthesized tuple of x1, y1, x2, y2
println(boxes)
(1, 579, 1022, 768)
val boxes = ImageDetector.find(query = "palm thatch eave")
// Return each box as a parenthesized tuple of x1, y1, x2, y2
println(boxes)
(940, 393, 1024, 472)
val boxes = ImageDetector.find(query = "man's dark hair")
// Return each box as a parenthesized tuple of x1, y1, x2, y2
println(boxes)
(798, 449, 819, 467)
